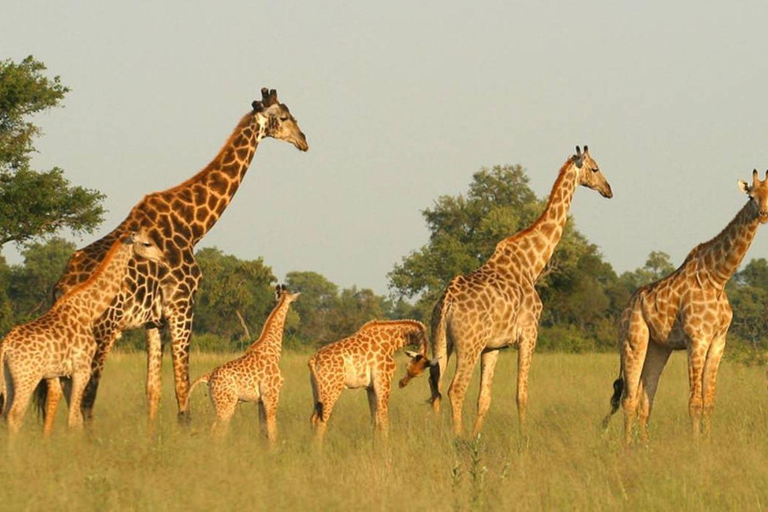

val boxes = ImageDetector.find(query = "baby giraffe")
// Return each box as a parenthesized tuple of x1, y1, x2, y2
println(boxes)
(308, 319, 437, 444)
(0, 231, 165, 434)
(186, 285, 299, 441)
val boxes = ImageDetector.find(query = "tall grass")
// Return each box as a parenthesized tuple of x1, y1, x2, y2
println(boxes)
(2, 350, 768, 511)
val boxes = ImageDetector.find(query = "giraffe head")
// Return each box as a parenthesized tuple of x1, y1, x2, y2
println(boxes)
(738, 169, 768, 223)
(124, 229, 167, 266)
(251, 88, 309, 152)
(573, 145, 613, 198)
(275, 283, 301, 303)
(398, 351, 439, 389)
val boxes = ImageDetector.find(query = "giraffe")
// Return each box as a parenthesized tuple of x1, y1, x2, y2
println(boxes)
(308, 319, 436, 444)
(603, 169, 768, 445)
(1, 231, 165, 434)
(41, 88, 308, 430)
(185, 285, 299, 442)
(427, 146, 613, 436)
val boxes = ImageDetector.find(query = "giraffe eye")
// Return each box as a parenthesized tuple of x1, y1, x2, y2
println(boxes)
(591, 167, 599, 173)
(280, 116, 289, 122)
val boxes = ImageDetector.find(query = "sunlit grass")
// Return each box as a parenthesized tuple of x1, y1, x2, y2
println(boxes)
(2, 350, 768, 511)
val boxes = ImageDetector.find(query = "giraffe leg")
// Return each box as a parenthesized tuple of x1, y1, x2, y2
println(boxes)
(211, 391, 237, 437)
(42, 378, 63, 436)
(146, 327, 163, 427)
(81, 318, 125, 422)
(701, 333, 726, 437)
(366, 388, 378, 427)
(6, 377, 35, 435)
(372, 373, 392, 441)
(473, 349, 500, 436)
(261, 390, 280, 445)
(637, 342, 672, 443)
(620, 306, 650, 447)
(67, 371, 89, 430)
(687, 339, 708, 439)
(313, 385, 342, 446)
(448, 346, 482, 437)
(516, 328, 538, 429)
(168, 309, 193, 424)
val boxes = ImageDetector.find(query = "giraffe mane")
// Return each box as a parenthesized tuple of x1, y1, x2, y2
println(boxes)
(248, 291, 291, 349)
(144, 112, 254, 199)
(492, 156, 576, 249)
(55, 238, 126, 306)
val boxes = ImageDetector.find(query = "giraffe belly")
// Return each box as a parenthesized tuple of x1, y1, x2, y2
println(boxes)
(343, 360, 371, 389)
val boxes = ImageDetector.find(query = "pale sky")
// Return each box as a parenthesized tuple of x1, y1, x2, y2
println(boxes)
(3, 1, 768, 295)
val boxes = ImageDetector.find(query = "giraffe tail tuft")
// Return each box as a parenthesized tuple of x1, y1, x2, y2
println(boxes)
(428, 295, 451, 406)
(601, 376, 624, 430)
(0, 341, 5, 414)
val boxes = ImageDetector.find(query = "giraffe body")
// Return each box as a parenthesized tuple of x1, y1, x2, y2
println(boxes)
(186, 285, 299, 441)
(428, 147, 613, 436)
(605, 170, 768, 445)
(308, 319, 434, 444)
(1, 232, 164, 434)
(43, 88, 307, 429)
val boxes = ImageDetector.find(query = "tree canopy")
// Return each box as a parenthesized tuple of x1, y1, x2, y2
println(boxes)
(0, 56, 104, 246)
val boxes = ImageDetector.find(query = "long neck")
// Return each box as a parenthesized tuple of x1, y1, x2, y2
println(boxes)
(392, 321, 426, 353)
(695, 200, 761, 287)
(146, 112, 264, 247)
(55, 241, 133, 320)
(248, 296, 291, 355)
(489, 158, 579, 280)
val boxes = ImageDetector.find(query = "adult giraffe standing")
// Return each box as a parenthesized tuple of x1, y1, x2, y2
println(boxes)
(44, 88, 308, 427)
(428, 146, 613, 436)
(604, 170, 768, 445)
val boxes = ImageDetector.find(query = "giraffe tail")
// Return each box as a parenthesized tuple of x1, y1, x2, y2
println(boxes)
(0, 341, 6, 414)
(601, 373, 624, 430)
(184, 373, 211, 410)
(308, 357, 322, 427)
(428, 294, 452, 407)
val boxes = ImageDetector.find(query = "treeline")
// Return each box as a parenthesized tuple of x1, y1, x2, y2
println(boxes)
(0, 166, 765, 361)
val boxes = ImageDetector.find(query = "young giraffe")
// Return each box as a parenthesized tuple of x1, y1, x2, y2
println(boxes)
(41, 88, 308, 430)
(428, 146, 613, 436)
(0, 232, 165, 434)
(308, 319, 436, 444)
(185, 285, 299, 441)
(604, 169, 768, 445)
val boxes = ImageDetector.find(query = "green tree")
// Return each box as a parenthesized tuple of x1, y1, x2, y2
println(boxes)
(285, 271, 339, 344)
(194, 247, 276, 344)
(7, 237, 75, 321)
(0, 56, 104, 246)
(325, 286, 386, 341)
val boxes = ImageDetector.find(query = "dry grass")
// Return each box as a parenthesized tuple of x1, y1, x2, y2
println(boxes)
(2, 350, 768, 511)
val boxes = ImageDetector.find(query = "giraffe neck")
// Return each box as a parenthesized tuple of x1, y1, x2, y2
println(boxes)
(248, 296, 291, 355)
(489, 158, 578, 280)
(55, 240, 133, 320)
(132, 111, 266, 248)
(690, 199, 761, 288)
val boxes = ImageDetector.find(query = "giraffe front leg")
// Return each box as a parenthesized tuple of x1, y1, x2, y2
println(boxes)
(67, 371, 90, 430)
(701, 333, 727, 438)
(687, 339, 708, 439)
(516, 329, 538, 430)
(372, 374, 392, 441)
(168, 308, 194, 424)
(473, 349, 500, 436)
(42, 378, 63, 436)
(145, 327, 163, 427)
(448, 347, 482, 437)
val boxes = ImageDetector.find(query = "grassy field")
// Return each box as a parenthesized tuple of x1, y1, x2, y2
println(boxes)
(2, 349, 768, 511)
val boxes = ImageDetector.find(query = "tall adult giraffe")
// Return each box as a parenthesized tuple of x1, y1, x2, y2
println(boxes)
(46, 88, 308, 426)
(604, 170, 768, 445)
(428, 146, 613, 436)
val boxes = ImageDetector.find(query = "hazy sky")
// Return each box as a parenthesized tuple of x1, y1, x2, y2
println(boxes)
(3, 1, 768, 295)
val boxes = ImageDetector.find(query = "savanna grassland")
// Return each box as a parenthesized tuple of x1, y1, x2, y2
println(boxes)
(2, 350, 768, 512)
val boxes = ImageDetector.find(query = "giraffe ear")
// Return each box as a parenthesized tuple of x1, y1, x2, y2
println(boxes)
(404, 350, 420, 359)
(251, 100, 264, 113)
(739, 179, 752, 195)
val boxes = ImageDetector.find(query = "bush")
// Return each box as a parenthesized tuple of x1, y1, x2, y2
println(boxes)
(538, 324, 595, 353)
